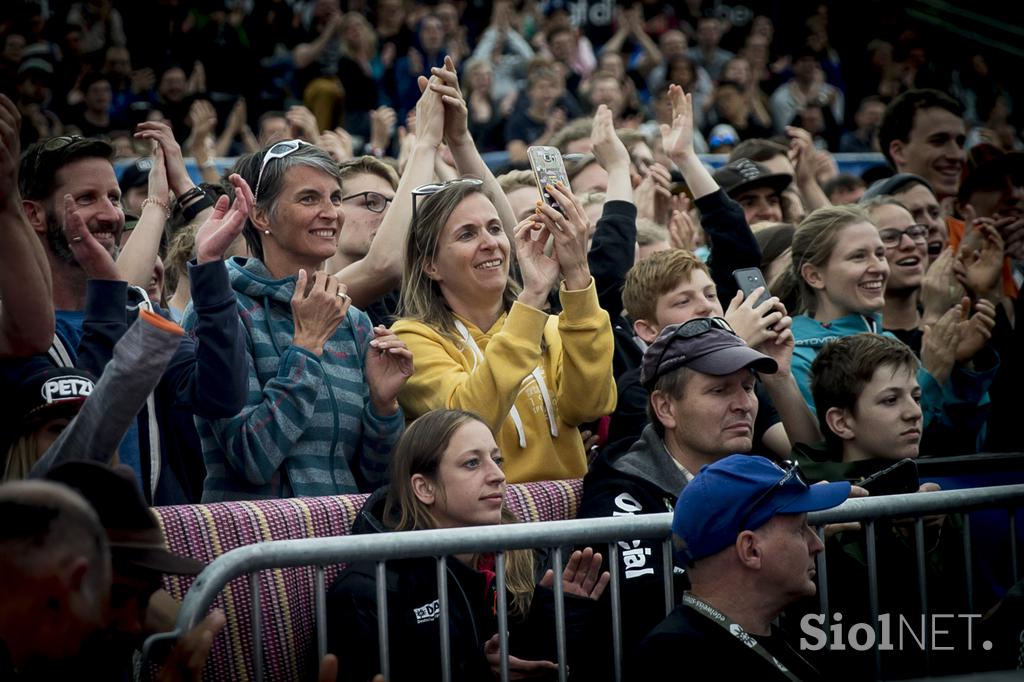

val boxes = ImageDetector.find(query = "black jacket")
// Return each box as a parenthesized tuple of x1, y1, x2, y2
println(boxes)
(632, 603, 822, 682)
(577, 425, 691, 670)
(327, 488, 598, 682)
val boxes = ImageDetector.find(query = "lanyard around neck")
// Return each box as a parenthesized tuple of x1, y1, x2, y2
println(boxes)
(682, 593, 804, 682)
(454, 319, 558, 448)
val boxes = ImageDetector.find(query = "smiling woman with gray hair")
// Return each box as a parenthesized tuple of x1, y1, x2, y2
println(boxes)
(183, 141, 413, 501)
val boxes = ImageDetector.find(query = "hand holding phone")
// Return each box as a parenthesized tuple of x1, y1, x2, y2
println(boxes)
(857, 458, 920, 497)
(732, 267, 773, 309)
(527, 146, 570, 214)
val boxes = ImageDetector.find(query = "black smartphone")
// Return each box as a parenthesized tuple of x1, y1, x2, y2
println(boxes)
(732, 267, 773, 309)
(858, 458, 920, 497)
(527, 145, 570, 214)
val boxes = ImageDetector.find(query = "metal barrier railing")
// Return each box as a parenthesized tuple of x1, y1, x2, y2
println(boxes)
(143, 484, 1024, 681)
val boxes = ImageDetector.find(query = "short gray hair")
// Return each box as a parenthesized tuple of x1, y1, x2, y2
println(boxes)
(232, 143, 343, 261)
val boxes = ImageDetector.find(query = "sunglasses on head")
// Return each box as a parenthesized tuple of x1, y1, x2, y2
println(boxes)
(411, 177, 485, 223)
(253, 139, 312, 202)
(651, 316, 733, 378)
(737, 460, 804, 531)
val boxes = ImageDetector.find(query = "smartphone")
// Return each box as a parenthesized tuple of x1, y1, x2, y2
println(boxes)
(527, 146, 570, 214)
(732, 267, 773, 309)
(858, 459, 920, 497)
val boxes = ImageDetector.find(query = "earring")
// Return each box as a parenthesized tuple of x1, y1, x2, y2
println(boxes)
(264, 230, 271, 235)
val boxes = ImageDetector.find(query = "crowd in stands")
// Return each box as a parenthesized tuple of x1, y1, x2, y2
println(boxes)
(1, 0, 1023, 680)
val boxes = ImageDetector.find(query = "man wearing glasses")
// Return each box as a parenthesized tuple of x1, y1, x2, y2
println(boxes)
(633, 454, 848, 681)
(578, 319, 779, 670)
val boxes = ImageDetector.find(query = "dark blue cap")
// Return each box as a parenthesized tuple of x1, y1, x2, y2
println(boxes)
(673, 455, 850, 562)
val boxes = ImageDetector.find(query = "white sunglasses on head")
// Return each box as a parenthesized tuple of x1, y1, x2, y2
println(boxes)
(253, 139, 312, 202)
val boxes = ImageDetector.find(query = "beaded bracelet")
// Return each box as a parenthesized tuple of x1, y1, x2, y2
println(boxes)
(141, 196, 171, 218)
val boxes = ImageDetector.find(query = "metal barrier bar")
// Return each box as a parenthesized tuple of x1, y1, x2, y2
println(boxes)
(496, 551, 509, 682)
(436, 556, 451, 682)
(608, 541, 623, 682)
(314, 566, 327, 663)
(661, 537, 674, 616)
(145, 484, 1024, 679)
(814, 525, 830, 634)
(914, 518, 930, 675)
(551, 547, 567, 682)
(963, 514, 974, 613)
(865, 522, 881, 680)
(375, 560, 389, 681)
(250, 572, 264, 682)
(1011, 510, 1019, 582)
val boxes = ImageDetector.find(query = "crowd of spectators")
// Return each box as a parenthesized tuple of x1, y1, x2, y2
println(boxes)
(1, 0, 1023, 680)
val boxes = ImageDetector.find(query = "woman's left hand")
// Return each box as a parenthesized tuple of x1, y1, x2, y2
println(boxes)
(539, 547, 610, 601)
(365, 325, 414, 415)
(535, 182, 592, 291)
(428, 55, 470, 147)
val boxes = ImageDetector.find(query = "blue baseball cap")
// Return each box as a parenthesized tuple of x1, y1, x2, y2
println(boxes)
(673, 455, 850, 563)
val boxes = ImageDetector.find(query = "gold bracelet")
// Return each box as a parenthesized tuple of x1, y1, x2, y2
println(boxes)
(141, 197, 171, 218)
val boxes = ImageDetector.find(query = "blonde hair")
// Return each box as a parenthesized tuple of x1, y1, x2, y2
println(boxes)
(496, 169, 536, 195)
(164, 222, 199, 300)
(622, 249, 710, 323)
(383, 410, 537, 617)
(3, 434, 39, 482)
(635, 217, 669, 247)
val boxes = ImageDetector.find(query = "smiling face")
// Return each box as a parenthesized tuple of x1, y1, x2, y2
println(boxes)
(39, 157, 125, 263)
(890, 107, 966, 197)
(838, 363, 922, 461)
(420, 419, 506, 528)
(893, 183, 946, 263)
(804, 221, 889, 322)
(639, 269, 723, 343)
(870, 203, 926, 292)
(657, 368, 759, 462)
(426, 192, 510, 309)
(259, 165, 344, 273)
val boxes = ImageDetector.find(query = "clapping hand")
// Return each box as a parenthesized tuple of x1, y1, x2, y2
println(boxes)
(195, 174, 252, 264)
(534, 182, 592, 291)
(63, 194, 120, 280)
(365, 325, 415, 416)
(659, 84, 696, 164)
(427, 56, 470, 147)
(538, 547, 610, 601)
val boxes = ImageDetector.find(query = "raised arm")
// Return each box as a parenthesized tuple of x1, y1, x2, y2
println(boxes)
(428, 56, 518, 241)
(335, 76, 444, 308)
(0, 94, 54, 356)
(115, 143, 170, 289)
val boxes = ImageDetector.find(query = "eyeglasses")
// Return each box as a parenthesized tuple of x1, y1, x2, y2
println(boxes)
(253, 139, 311, 202)
(411, 177, 485, 225)
(342, 191, 394, 214)
(878, 224, 928, 248)
(738, 460, 804, 531)
(650, 317, 733, 379)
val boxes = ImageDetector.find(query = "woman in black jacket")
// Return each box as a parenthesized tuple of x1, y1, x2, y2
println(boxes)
(327, 409, 609, 681)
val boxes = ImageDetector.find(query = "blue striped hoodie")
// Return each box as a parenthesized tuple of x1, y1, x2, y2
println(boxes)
(183, 257, 403, 501)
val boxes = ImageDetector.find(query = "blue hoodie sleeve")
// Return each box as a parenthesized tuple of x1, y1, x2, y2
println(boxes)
(76, 279, 128, 376)
(919, 348, 998, 455)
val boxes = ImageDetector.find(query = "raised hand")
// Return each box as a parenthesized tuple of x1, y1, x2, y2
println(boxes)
(514, 216, 560, 307)
(590, 104, 629, 172)
(147, 143, 170, 209)
(290, 270, 350, 356)
(957, 221, 1005, 299)
(921, 304, 962, 386)
(369, 106, 397, 151)
(319, 128, 354, 163)
(538, 547, 610, 601)
(954, 297, 996, 364)
(414, 74, 445, 149)
(666, 207, 697, 250)
(536, 182, 592, 290)
(635, 163, 673, 225)
(135, 120, 193, 196)
(427, 55, 470, 146)
(920, 247, 967, 324)
(659, 84, 695, 164)
(287, 105, 320, 144)
(364, 325, 414, 415)
(195, 174, 252, 263)
(63, 194, 119, 280)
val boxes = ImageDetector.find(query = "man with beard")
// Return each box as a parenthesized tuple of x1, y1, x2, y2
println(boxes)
(0, 478, 110, 679)
(0, 132, 246, 505)
(44, 461, 225, 680)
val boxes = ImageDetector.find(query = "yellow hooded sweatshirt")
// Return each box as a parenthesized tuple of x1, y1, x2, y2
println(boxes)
(391, 279, 616, 482)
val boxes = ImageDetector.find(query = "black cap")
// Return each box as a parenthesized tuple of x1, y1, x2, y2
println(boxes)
(118, 157, 153, 194)
(641, 319, 778, 390)
(713, 158, 792, 198)
(46, 462, 204, 575)
(14, 367, 95, 426)
(860, 172, 934, 202)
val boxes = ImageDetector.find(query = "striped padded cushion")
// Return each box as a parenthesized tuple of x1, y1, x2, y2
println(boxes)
(153, 479, 583, 681)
